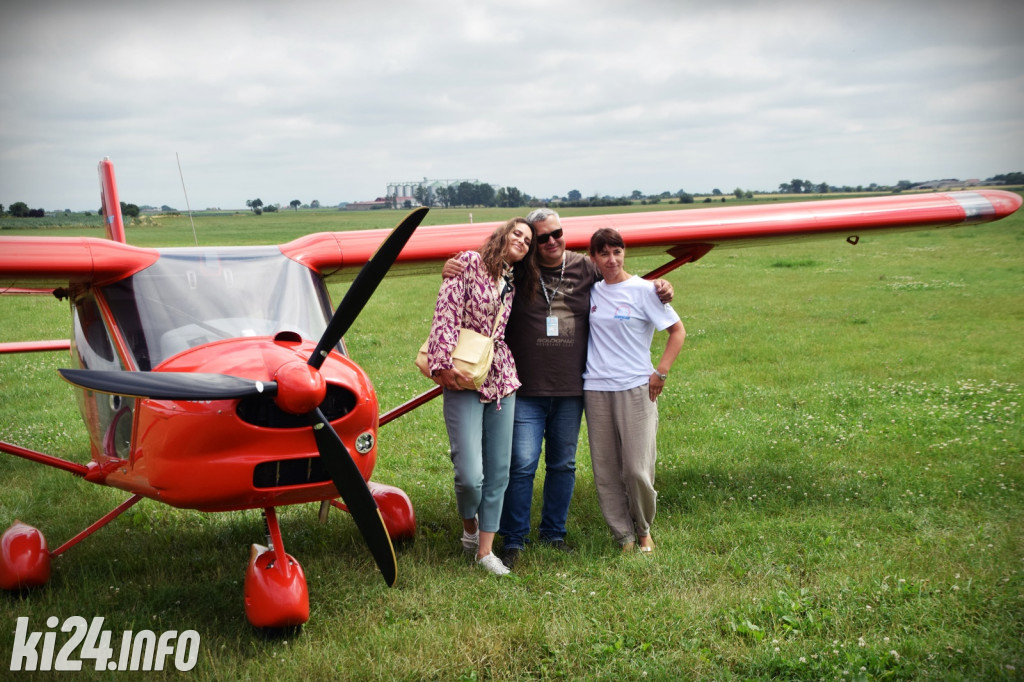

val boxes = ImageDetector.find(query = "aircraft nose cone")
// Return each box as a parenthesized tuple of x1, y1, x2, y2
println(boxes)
(273, 361, 327, 415)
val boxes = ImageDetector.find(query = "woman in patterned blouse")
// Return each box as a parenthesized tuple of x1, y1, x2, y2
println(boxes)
(423, 217, 538, 575)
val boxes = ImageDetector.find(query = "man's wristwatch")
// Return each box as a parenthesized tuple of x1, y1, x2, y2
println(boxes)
(653, 370, 668, 381)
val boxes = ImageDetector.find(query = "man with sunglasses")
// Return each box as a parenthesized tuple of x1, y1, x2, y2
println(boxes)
(443, 208, 673, 569)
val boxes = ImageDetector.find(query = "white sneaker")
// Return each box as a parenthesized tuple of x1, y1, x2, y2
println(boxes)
(461, 530, 479, 555)
(476, 552, 510, 576)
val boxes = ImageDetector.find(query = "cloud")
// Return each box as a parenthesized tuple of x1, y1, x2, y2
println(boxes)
(1, 0, 1021, 209)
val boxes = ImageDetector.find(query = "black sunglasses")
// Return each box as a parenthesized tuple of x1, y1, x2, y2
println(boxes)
(536, 228, 563, 244)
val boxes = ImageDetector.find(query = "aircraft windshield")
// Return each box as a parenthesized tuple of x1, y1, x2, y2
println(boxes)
(103, 246, 334, 370)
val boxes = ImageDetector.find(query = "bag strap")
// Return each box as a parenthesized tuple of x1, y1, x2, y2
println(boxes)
(461, 255, 506, 340)
(488, 298, 505, 339)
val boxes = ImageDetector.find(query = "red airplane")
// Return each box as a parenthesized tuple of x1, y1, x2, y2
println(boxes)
(0, 160, 1020, 628)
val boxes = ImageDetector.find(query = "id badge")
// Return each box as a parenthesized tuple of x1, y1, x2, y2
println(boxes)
(545, 315, 559, 337)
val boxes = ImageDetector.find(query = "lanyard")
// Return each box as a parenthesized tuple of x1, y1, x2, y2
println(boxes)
(540, 253, 566, 316)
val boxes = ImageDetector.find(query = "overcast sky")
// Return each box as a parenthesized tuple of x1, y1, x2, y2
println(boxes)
(1, 0, 1021, 211)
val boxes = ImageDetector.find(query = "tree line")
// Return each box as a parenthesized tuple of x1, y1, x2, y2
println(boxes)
(775, 172, 1024, 195)
(5, 173, 1021, 219)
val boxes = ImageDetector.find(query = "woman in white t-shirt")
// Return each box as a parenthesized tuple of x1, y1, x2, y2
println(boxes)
(582, 228, 686, 554)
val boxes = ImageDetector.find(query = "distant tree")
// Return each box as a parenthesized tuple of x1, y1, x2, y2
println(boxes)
(9, 201, 29, 217)
(894, 180, 913, 192)
(496, 186, 524, 208)
(435, 186, 451, 208)
(414, 185, 433, 207)
(290, 199, 301, 211)
(567, 189, 582, 201)
(246, 198, 263, 213)
(477, 183, 496, 208)
(506, 186, 524, 207)
(631, 190, 643, 200)
(989, 171, 1024, 185)
(455, 182, 477, 207)
(733, 188, 744, 199)
(120, 201, 140, 218)
(711, 188, 722, 196)
(0, 204, 4, 214)
(679, 193, 694, 204)
(264, 204, 278, 213)
(816, 182, 830, 193)
(310, 199, 320, 208)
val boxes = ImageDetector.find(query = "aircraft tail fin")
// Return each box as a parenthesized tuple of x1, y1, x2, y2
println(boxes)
(98, 158, 126, 243)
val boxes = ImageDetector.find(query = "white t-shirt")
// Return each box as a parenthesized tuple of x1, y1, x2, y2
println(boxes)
(583, 275, 680, 392)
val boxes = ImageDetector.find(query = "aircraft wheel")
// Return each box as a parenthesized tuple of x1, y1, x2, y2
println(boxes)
(368, 482, 416, 542)
(243, 544, 309, 628)
(0, 521, 51, 591)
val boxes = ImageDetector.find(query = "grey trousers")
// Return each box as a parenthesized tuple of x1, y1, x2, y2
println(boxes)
(583, 385, 659, 546)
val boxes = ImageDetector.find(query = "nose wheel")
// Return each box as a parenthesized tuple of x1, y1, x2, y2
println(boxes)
(244, 508, 309, 628)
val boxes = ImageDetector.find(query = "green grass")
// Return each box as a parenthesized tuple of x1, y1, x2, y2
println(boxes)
(1, 198, 1022, 680)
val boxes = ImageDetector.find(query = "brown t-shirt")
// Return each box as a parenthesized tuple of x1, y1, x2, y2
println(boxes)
(506, 251, 598, 397)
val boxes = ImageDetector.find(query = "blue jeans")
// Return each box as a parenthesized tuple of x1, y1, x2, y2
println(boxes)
(442, 389, 515, 533)
(498, 395, 582, 550)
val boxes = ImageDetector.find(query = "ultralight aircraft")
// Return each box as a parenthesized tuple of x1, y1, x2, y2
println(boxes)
(0, 159, 1019, 627)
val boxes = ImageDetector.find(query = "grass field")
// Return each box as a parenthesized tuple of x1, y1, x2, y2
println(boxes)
(1, 197, 1022, 680)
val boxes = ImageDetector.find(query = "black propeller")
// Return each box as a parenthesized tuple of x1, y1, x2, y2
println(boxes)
(298, 206, 427, 585)
(309, 207, 428, 369)
(310, 408, 397, 585)
(58, 208, 429, 587)
(59, 369, 275, 401)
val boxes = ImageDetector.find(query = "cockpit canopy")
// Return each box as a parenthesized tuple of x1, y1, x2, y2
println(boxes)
(99, 246, 334, 370)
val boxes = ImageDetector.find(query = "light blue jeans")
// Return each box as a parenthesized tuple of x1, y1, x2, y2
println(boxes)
(442, 389, 516, 533)
(498, 395, 582, 550)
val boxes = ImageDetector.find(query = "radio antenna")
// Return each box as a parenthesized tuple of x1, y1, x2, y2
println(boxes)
(176, 152, 199, 246)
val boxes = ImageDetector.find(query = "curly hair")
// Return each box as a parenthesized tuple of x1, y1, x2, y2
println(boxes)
(478, 217, 538, 302)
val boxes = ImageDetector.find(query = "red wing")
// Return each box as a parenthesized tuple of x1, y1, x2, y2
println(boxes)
(2, 189, 1018, 288)
(281, 190, 1022, 279)
(0, 237, 159, 292)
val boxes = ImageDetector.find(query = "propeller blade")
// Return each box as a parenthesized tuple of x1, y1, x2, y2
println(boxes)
(309, 408, 397, 587)
(309, 207, 428, 369)
(59, 369, 277, 401)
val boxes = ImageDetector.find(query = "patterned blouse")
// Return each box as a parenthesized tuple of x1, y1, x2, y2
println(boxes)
(425, 251, 519, 402)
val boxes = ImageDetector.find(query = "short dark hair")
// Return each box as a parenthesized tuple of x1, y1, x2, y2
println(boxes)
(589, 227, 624, 255)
